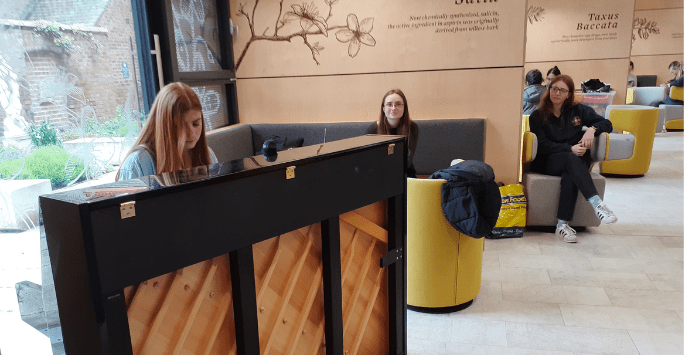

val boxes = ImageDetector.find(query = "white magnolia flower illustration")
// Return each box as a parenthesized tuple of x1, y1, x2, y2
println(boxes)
(285, 2, 328, 36)
(335, 14, 375, 58)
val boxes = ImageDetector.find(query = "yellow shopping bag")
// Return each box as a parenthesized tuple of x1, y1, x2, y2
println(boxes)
(487, 184, 526, 239)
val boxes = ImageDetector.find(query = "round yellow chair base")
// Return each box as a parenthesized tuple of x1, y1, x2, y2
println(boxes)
(407, 178, 483, 310)
(408, 299, 474, 314)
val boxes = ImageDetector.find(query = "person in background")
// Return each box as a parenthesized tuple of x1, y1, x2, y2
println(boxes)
(523, 69, 546, 115)
(546, 66, 561, 86)
(655, 61, 683, 106)
(627, 61, 637, 88)
(116, 82, 218, 181)
(529, 74, 617, 243)
(367, 89, 419, 177)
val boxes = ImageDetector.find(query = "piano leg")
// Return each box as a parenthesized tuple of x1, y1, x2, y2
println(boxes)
(388, 195, 407, 355)
(100, 290, 133, 355)
(229, 246, 261, 355)
(321, 217, 344, 355)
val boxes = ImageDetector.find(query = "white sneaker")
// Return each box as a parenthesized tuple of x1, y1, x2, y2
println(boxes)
(595, 202, 618, 225)
(555, 224, 577, 243)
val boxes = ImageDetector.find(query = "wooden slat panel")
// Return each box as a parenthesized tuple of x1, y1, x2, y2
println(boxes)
(171, 259, 219, 354)
(343, 239, 376, 337)
(286, 264, 322, 355)
(140, 271, 185, 354)
(256, 236, 282, 305)
(340, 211, 388, 243)
(351, 268, 385, 355)
(263, 233, 314, 355)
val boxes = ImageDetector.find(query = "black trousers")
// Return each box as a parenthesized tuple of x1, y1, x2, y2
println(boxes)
(531, 151, 598, 221)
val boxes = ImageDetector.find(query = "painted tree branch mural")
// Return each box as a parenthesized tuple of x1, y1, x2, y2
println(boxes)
(526, 6, 545, 25)
(236, 0, 376, 69)
(632, 18, 659, 43)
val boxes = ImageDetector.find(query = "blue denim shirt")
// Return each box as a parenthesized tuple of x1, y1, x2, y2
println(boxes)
(118, 145, 218, 180)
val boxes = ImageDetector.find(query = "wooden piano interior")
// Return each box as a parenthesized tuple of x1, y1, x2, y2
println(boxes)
(124, 202, 389, 355)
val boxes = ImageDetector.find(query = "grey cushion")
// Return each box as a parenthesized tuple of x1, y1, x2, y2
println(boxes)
(629, 87, 666, 106)
(524, 172, 605, 227)
(413, 119, 485, 175)
(206, 124, 254, 163)
(592, 133, 635, 161)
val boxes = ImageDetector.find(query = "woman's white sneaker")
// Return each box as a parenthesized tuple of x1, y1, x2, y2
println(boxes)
(555, 224, 577, 243)
(595, 202, 617, 225)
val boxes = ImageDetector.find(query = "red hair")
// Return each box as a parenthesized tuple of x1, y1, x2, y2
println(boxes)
(116, 82, 211, 180)
(536, 74, 577, 123)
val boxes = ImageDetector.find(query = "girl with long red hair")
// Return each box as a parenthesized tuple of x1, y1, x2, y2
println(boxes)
(116, 82, 217, 181)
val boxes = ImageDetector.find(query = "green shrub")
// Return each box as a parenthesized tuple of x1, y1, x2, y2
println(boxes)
(0, 158, 24, 179)
(20, 146, 85, 189)
(27, 120, 61, 148)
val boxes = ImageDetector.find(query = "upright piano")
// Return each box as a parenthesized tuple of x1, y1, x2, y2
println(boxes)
(40, 135, 407, 355)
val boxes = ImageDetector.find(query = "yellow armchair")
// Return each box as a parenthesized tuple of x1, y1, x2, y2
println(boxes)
(600, 105, 659, 176)
(664, 86, 683, 130)
(407, 178, 483, 312)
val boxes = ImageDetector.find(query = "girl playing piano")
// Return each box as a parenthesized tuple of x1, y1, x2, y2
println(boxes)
(116, 82, 217, 180)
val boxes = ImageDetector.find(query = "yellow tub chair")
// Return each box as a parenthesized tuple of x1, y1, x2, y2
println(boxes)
(600, 105, 659, 176)
(664, 86, 683, 131)
(407, 178, 483, 313)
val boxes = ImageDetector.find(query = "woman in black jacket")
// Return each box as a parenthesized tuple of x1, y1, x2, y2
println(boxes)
(529, 75, 617, 242)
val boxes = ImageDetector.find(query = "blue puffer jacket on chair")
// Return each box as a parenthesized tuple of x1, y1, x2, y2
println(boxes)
(429, 160, 502, 239)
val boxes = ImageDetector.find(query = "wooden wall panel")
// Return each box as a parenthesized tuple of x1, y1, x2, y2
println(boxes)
(525, 0, 635, 63)
(634, 0, 683, 10)
(632, 8, 684, 56)
(230, 0, 526, 77)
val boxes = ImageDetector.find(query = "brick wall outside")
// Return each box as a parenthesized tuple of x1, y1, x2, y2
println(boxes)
(12, 0, 143, 135)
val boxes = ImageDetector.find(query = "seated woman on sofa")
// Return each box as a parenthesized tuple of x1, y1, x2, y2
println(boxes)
(523, 69, 546, 115)
(655, 61, 683, 106)
(116, 82, 217, 181)
(529, 75, 617, 243)
(367, 89, 419, 177)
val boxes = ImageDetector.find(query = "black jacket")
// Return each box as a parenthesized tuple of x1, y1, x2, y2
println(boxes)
(529, 103, 613, 157)
(429, 161, 501, 239)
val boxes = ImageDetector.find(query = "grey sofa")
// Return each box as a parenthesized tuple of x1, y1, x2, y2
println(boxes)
(206, 119, 486, 176)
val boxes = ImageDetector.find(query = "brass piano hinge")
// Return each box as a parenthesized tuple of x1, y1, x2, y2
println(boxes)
(388, 144, 395, 155)
(286, 166, 296, 179)
(120, 201, 136, 219)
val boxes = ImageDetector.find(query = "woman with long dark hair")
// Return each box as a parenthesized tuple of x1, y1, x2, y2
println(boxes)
(529, 75, 617, 242)
(367, 89, 419, 177)
(116, 82, 217, 180)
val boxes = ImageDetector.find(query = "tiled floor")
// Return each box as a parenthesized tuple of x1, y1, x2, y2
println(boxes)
(0, 135, 681, 355)
(407, 132, 684, 355)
